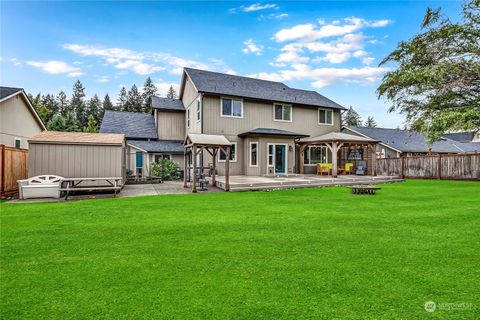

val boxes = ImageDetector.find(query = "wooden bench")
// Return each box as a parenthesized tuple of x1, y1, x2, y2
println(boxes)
(18, 175, 63, 199)
(348, 184, 381, 195)
(60, 177, 123, 200)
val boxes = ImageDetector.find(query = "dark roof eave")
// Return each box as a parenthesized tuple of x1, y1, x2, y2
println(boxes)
(152, 107, 185, 113)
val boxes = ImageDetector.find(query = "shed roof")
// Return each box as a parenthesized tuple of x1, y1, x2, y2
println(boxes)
(300, 132, 377, 144)
(344, 126, 461, 153)
(183, 68, 345, 110)
(100, 111, 158, 139)
(185, 133, 232, 147)
(128, 139, 184, 153)
(238, 128, 309, 137)
(0, 86, 23, 100)
(152, 96, 185, 112)
(29, 131, 125, 145)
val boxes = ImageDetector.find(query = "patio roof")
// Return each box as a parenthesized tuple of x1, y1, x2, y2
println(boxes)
(299, 132, 378, 144)
(184, 133, 232, 147)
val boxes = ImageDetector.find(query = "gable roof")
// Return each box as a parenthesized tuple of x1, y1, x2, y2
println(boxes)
(185, 133, 232, 147)
(152, 96, 185, 112)
(29, 131, 124, 145)
(128, 139, 184, 154)
(300, 131, 378, 143)
(0, 86, 46, 130)
(99, 111, 157, 139)
(182, 68, 345, 110)
(238, 128, 308, 138)
(344, 126, 462, 153)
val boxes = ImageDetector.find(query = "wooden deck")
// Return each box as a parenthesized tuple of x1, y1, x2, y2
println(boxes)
(212, 174, 403, 191)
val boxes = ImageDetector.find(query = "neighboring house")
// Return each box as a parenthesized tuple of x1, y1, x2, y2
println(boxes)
(443, 131, 480, 143)
(100, 110, 183, 177)
(0, 86, 46, 149)
(343, 126, 480, 157)
(179, 68, 345, 175)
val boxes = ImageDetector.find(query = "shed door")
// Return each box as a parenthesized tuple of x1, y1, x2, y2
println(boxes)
(136, 151, 143, 168)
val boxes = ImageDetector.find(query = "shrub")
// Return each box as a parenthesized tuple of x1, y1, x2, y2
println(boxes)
(151, 158, 179, 180)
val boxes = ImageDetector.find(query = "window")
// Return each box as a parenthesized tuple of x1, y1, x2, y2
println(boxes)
(249, 142, 258, 167)
(303, 146, 331, 165)
(268, 144, 274, 166)
(196, 100, 201, 121)
(187, 108, 190, 128)
(221, 98, 243, 118)
(318, 109, 333, 125)
(155, 154, 171, 162)
(273, 103, 292, 122)
(219, 143, 237, 162)
(14, 138, 21, 149)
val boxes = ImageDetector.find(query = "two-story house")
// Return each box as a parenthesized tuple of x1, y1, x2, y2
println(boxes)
(179, 68, 345, 176)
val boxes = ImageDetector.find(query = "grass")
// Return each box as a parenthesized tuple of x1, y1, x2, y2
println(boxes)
(1, 180, 479, 319)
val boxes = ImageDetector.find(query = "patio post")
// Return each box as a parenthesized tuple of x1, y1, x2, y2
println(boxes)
(225, 146, 230, 191)
(183, 147, 188, 188)
(371, 143, 377, 176)
(192, 145, 197, 193)
(211, 148, 217, 186)
(332, 142, 338, 177)
(299, 144, 307, 174)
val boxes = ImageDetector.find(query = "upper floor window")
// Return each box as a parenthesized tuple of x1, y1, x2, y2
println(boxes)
(221, 98, 243, 118)
(196, 100, 201, 121)
(187, 108, 190, 128)
(273, 103, 292, 122)
(318, 109, 333, 125)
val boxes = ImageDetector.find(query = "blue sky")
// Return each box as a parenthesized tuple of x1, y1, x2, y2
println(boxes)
(1, 1, 462, 127)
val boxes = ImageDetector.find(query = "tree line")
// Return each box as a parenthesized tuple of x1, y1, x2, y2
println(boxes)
(341, 106, 378, 128)
(29, 77, 178, 133)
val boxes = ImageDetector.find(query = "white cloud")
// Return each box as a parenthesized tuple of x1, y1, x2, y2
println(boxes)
(62, 44, 232, 76)
(26, 60, 83, 77)
(274, 17, 390, 42)
(154, 80, 180, 97)
(9, 58, 22, 66)
(96, 76, 110, 83)
(362, 57, 375, 65)
(231, 3, 278, 13)
(242, 39, 263, 55)
(250, 64, 389, 88)
(259, 13, 288, 20)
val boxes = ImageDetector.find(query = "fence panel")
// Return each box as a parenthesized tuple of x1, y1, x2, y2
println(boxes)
(1, 145, 29, 196)
(376, 154, 479, 180)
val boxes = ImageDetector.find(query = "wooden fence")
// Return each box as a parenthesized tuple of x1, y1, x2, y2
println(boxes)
(376, 153, 480, 180)
(0, 145, 28, 197)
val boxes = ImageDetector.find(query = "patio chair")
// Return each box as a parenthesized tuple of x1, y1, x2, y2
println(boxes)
(316, 163, 332, 175)
(345, 163, 354, 175)
(356, 161, 366, 175)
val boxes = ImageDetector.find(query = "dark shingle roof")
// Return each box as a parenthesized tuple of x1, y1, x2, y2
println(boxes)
(100, 111, 157, 139)
(184, 68, 345, 110)
(238, 128, 309, 137)
(451, 141, 480, 153)
(0, 87, 23, 100)
(152, 96, 185, 112)
(345, 126, 462, 153)
(443, 131, 476, 142)
(128, 140, 184, 153)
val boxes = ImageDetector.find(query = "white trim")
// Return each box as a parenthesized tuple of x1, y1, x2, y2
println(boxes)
(127, 143, 148, 153)
(196, 99, 201, 122)
(342, 126, 403, 153)
(272, 103, 292, 122)
(266, 143, 288, 174)
(218, 142, 237, 162)
(186, 108, 191, 128)
(249, 141, 259, 167)
(220, 97, 244, 118)
(303, 145, 331, 166)
(318, 108, 334, 126)
(13, 137, 22, 149)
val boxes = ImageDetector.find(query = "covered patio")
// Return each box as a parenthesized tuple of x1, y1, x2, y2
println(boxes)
(184, 133, 232, 193)
(298, 132, 379, 177)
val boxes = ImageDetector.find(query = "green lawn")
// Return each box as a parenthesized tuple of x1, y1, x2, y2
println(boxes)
(1, 180, 479, 319)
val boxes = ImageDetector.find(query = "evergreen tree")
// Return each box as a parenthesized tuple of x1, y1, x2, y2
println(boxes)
(47, 114, 66, 131)
(142, 77, 157, 113)
(117, 87, 127, 111)
(64, 111, 80, 132)
(87, 94, 102, 125)
(103, 93, 114, 111)
(166, 85, 177, 99)
(57, 91, 69, 116)
(37, 105, 50, 124)
(84, 114, 98, 133)
(126, 84, 143, 112)
(365, 116, 377, 128)
(342, 106, 362, 126)
(41, 94, 58, 123)
(71, 80, 87, 128)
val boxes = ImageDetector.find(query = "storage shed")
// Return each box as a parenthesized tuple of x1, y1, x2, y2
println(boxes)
(28, 131, 125, 183)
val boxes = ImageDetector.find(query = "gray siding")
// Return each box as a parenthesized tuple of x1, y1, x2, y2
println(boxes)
(182, 76, 202, 134)
(156, 110, 185, 140)
(29, 143, 124, 184)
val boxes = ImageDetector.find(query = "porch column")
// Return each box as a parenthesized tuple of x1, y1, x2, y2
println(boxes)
(192, 146, 197, 193)
(299, 144, 307, 174)
(183, 148, 188, 188)
(225, 146, 230, 192)
(332, 142, 338, 178)
(371, 143, 377, 176)
(211, 148, 217, 186)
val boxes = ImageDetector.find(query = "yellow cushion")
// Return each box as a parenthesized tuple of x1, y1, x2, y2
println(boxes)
(345, 163, 353, 170)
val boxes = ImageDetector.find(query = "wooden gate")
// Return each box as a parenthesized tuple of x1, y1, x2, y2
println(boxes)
(0, 145, 28, 197)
